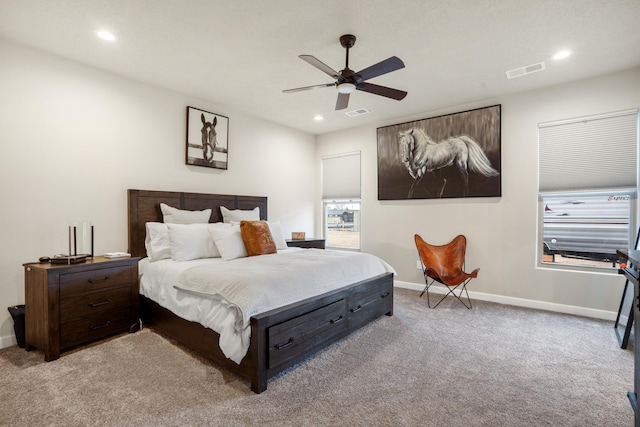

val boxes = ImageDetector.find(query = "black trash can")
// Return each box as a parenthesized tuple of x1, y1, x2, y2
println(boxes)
(7, 305, 25, 348)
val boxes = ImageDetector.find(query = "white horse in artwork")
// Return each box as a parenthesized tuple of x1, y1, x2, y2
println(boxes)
(399, 128, 499, 198)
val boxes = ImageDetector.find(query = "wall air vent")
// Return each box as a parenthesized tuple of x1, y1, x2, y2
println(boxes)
(505, 61, 546, 79)
(345, 108, 370, 117)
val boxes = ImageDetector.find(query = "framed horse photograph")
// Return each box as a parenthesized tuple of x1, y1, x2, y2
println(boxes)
(186, 106, 229, 170)
(377, 105, 501, 200)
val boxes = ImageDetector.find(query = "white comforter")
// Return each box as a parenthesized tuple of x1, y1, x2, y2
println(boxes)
(139, 248, 395, 364)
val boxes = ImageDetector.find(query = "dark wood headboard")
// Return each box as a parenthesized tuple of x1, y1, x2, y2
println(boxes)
(127, 189, 267, 258)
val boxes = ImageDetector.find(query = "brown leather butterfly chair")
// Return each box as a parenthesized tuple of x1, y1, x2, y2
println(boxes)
(414, 234, 479, 309)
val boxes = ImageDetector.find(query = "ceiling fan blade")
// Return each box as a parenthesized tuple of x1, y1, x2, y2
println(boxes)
(299, 55, 341, 79)
(356, 56, 405, 82)
(283, 83, 335, 93)
(357, 82, 407, 100)
(335, 92, 350, 110)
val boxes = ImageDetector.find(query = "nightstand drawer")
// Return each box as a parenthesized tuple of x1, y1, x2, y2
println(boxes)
(60, 265, 132, 297)
(61, 310, 132, 349)
(60, 287, 132, 323)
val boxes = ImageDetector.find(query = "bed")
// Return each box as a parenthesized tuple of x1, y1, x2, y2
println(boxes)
(128, 189, 394, 393)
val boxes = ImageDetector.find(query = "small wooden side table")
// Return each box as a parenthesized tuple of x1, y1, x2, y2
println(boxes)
(23, 256, 140, 361)
(286, 239, 326, 249)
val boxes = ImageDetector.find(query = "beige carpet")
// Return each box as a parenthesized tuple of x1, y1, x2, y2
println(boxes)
(0, 288, 633, 426)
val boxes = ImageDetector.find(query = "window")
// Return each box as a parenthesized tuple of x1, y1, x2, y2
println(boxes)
(322, 152, 361, 250)
(323, 200, 360, 250)
(538, 109, 638, 270)
(541, 191, 633, 268)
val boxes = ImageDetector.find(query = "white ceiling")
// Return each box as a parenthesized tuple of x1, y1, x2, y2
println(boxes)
(1, 0, 639, 135)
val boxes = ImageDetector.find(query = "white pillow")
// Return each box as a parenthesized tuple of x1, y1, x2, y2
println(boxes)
(166, 223, 230, 261)
(267, 221, 288, 250)
(208, 225, 248, 260)
(145, 222, 171, 262)
(220, 206, 260, 223)
(161, 203, 211, 224)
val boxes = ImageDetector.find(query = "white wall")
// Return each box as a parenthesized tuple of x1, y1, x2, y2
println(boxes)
(317, 67, 640, 318)
(0, 40, 317, 346)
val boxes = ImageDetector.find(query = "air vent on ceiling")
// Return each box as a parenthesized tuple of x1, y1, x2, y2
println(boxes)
(505, 61, 546, 79)
(345, 108, 370, 117)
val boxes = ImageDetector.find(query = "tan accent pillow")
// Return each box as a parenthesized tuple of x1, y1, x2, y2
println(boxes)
(240, 220, 276, 256)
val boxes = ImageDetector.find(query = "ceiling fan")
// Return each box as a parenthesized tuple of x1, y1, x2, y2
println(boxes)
(283, 34, 407, 111)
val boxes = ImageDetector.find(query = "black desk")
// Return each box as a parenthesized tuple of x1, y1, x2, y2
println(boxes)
(617, 249, 640, 426)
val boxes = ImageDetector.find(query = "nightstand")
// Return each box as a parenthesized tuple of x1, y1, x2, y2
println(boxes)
(286, 238, 326, 249)
(23, 256, 140, 361)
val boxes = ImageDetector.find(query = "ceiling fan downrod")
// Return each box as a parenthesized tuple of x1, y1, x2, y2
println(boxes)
(339, 34, 356, 71)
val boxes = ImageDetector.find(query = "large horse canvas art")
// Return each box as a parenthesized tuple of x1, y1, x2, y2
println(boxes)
(186, 106, 229, 169)
(377, 105, 501, 200)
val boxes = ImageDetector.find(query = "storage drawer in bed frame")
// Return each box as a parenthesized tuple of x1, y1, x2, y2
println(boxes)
(268, 299, 347, 369)
(347, 279, 393, 331)
(252, 272, 394, 391)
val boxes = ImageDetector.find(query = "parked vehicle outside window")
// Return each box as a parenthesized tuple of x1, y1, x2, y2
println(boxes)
(541, 191, 635, 269)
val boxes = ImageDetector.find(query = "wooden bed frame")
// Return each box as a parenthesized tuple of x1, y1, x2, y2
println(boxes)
(127, 189, 394, 393)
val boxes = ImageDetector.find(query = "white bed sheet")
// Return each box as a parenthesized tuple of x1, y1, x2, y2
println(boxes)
(139, 254, 254, 363)
(139, 248, 395, 364)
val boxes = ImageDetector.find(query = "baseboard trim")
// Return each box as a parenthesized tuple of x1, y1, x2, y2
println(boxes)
(395, 280, 617, 321)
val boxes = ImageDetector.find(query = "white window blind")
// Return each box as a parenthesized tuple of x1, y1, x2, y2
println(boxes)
(322, 152, 361, 199)
(538, 109, 638, 192)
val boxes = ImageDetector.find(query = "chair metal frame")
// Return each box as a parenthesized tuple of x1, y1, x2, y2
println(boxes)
(415, 234, 479, 309)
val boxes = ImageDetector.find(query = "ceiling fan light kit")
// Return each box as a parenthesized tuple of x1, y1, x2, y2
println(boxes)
(337, 82, 356, 94)
(283, 34, 407, 110)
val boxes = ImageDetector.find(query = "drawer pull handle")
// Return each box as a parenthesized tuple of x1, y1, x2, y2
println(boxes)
(88, 276, 109, 284)
(89, 299, 110, 307)
(329, 315, 344, 324)
(350, 305, 362, 313)
(274, 338, 294, 350)
(381, 291, 390, 299)
(89, 321, 111, 330)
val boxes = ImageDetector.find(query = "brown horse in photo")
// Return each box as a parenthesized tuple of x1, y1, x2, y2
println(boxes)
(200, 113, 218, 164)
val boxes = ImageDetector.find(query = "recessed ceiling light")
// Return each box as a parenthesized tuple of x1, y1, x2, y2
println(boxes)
(553, 50, 571, 60)
(97, 30, 116, 42)
(313, 115, 324, 121)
